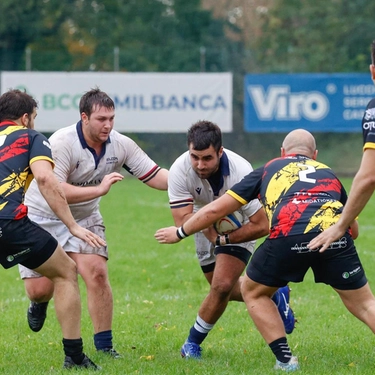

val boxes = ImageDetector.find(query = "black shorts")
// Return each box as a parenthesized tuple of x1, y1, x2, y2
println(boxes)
(0, 216, 58, 269)
(201, 245, 251, 273)
(246, 232, 367, 290)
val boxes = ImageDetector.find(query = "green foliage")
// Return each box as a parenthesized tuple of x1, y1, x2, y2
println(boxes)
(253, 0, 375, 72)
(0, 0, 243, 73)
(1, 177, 375, 374)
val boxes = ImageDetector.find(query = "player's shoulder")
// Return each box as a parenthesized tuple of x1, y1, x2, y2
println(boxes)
(109, 129, 138, 147)
(224, 148, 251, 165)
(169, 151, 193, 182)
(28, 128, 49, 144)
(224, 148, 254, 174)
(363, 98, 375, 121)
(49, 123, 77, 141)
(170, 151, 189, 168)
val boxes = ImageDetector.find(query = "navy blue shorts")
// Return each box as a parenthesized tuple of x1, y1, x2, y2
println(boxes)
(0, 216, 57, 269)
(246, 232, 367, 290)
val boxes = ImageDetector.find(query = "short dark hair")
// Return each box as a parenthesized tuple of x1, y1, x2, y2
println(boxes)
(0, 89, 38, 122)
(371, 40, 375, 66)
(79, 87, 115, 118)
(187, 120, 222, 153)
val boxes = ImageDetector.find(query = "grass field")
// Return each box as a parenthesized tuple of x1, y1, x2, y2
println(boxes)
(1, 176, 375, 374)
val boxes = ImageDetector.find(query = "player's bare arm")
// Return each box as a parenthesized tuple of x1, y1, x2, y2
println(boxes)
(155, 193, 242, 244)
(144, 168, 169, 190)
(62, 172, 124, 204)
(30, 159, 106, 248)
(170, 204, 194, 227)
(227, 207, 269, 244)
(309, 149, 375, 252)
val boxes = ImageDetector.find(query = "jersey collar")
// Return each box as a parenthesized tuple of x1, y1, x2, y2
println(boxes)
(207, 151, 230, 196)
(0, 121, 18, 127)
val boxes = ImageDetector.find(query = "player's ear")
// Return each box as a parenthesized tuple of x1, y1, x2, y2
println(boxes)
(81, 112, 88, 125)
(280, 147, 286, 157)
(20, 113, 29, 128)
(313, 149, 318, 160)
(218, 146, 224, 158)
(370, 64, 375, 80)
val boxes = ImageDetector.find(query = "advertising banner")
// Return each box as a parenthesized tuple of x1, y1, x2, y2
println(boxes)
(1, 72, 232, 133)
(244, 73, 375, 132)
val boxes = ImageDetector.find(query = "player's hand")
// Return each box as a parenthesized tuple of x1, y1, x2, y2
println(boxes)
(154, 226, 180, 244)
(98, 172, 124, 196)
(69, 223, 106, 248)
(202, 226, 217, 243)
(307, 224, 345, 253)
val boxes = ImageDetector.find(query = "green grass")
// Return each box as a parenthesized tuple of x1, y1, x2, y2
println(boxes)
(1, 176, 375, 374)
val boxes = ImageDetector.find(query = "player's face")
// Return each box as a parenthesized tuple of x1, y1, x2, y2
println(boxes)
(189, 144, 223, 179)
(82, 105, 115, 144)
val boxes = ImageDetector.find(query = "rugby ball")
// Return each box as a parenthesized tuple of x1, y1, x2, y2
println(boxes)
(214, 211, 243, 235)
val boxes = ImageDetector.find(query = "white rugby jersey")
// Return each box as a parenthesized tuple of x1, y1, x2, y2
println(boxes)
(25, 122, 160, 221)
(168, 148, 262, 252)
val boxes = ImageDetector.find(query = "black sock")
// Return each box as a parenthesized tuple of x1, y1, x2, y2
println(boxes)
(269, 337, 292, 363)
(62, 338, 85, 364)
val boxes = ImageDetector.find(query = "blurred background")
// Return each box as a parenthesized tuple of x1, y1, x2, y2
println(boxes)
(1, 0, 374, 174)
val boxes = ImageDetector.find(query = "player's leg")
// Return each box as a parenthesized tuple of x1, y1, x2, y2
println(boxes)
(34, 243, 100, 370)
(69, 252, 119, 358)
(199, 250, 247, 323)
(334, 283, 375, 333)
(19, 267, 54, 332)
(19, 213, 60, 332)
(241, 274, 284, 342)
(243, 237, 304, 371)
(181, 248, 247, 359)
(64, 213, 120, 358)
(241, 274, 299, 371)
(320, 234, 375, 331)
(34, 244, 81, 337)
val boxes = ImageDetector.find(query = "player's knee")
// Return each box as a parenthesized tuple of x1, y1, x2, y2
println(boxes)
(25, 278, 54, 302)
(211, 279, 235, 299)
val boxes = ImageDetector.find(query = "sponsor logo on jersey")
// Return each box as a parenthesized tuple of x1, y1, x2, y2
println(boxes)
(106, 156, 118, 165)
(195, 187, 202, 195)
(363, 121, 375, 130)
(43, 140, 52, 149)
(364, 108, 375, 121)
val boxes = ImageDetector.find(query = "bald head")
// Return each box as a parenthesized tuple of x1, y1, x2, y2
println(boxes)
(281, 129, 317, 158)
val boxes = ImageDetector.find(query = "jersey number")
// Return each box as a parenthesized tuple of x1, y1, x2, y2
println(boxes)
(297, 163, 316, 183)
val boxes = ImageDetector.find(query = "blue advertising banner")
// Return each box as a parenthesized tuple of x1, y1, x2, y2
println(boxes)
(244, 73, 375, 132)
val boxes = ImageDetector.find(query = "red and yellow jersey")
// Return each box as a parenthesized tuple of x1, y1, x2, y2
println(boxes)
(0, 121, 54, 219)
(227, 154, 347, 239)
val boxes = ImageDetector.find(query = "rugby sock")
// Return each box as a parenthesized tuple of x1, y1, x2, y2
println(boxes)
(94, 330, 113, 350)
(187, 315, 214, 345)
(269, 337, 293, 363)
(62, 337, 85, 364)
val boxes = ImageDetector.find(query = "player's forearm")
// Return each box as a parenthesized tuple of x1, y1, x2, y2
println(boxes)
(228, 223, 269, 244)
(62, 182, 102, 204)
(339, 172, 375, 229)
(37, 175, 77, 230)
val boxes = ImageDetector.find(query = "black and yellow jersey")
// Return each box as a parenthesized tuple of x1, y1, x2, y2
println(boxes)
(0, 121, 54, 219)
(362, 97, 375, 151)
(227, 154, 347, 239)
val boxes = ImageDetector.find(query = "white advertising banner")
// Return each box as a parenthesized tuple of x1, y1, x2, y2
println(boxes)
(0, 72, 232, 133)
